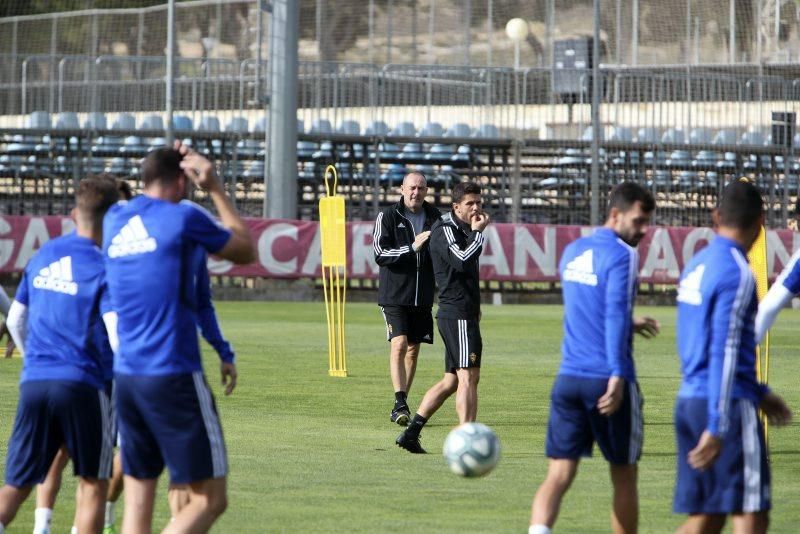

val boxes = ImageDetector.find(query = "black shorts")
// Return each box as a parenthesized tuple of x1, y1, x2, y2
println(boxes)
(379, 305, 434, 345)
(437, 317, 482, 373)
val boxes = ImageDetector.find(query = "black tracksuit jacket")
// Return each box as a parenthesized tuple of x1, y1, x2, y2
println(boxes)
(373, 200, 441, 307)
(429, 211, 484, 320)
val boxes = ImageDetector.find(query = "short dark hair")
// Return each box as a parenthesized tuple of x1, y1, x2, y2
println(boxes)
(718, 179, 763, 230)
(76, 175, 120, 225)
(117, 179, 133, 200)
(607, 182, 655, 215)
(452, 181, 481, 204)
(141, 147, 183, 186)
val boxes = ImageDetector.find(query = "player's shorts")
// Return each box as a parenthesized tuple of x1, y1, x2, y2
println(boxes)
(116, 371, 228, 484)
(105, 379, 118, 445)
(437, 317, 482, 373)
(673, 397, 770, 515)
(545, 374, 643, 465)
(380, 305, 434, 345)
(5, 380, 113, 487)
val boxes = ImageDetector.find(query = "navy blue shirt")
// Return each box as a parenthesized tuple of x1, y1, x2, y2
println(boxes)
(558, 228, 639, 381)
(676, 236, 768, 438)
(16, 233, 111, 388)
(103, 196, 232, 376)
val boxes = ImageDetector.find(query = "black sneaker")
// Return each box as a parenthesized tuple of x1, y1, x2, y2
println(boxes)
(396, 430, 427, 454)
(390, 406, 410, 426)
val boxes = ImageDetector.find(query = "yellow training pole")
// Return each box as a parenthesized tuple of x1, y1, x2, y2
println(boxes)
(319, 165, 348, 377)
(747, 222, 769, 447)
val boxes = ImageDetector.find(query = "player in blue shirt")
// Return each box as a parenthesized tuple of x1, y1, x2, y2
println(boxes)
(103, 143, 254, 533)
(754, 200, 800, 342)
(0, 176, 120, 534)
(529, 183, 659, 534)
(674, 180, 791, 534)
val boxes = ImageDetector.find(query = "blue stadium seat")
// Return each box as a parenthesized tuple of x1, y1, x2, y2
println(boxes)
(297, 141, 317, 158)
(424, 144, 456, 162)
(451, 144, 471, 163)
(635, 127, 659, 142)
(712, 129, 737, 146)
(140, 114, 164, 131)
(661, 128, 686, 144)
(26, 111, 51, 129)
(197, 116, 221, 132)
(105, 157, 132, 176)
(226, 116, 249, 133)
(368, 142, 401, 160)
(310, 118, 333, 134)
(119, 135, 146, 154)
(84, 112, 107, 130)
(473, 124, 500, 139)
(689, 128, 713, 144)
(111, 113, 136, 131)
(390, 121, 417, 137)
(740, 130, 766, 146)
(397, 143, 424, 161)
(312, 141, 334, 160)
(172, 115, 193, 131)
(252, 116, 268, 133)
(419, 122, 445, 138)
(297, 118, 305, 133)
(380, 163, 408, 184)
(445, 123, 471, 138)
(244, 160, 265, 179)
(337, 120, 361, 135)
(365, 120, 390, 136)
(580, 126, 604, 141)
(55, 112, 79, 130)
(609, 127, 633, 142)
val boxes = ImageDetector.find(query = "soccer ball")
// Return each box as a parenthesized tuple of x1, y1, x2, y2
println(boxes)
(442, 422, 501, 477)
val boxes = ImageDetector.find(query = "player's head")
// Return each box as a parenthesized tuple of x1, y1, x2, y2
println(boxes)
(75, 174, 120, 229)
(117, 179, 133, 201)
(400, 172, 428, 213)
(451, 181, 482, 225)
(605, 182, 655, 247)
(715, 179, 764, 249)
(141, 147, 186, 201)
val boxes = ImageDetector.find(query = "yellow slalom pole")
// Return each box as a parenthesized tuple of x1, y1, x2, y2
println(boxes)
(319, 165, 348, 377)
(746, 207, 769, 449)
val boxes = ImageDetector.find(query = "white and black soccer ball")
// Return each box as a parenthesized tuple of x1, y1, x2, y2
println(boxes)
(442, 422, 501, 477)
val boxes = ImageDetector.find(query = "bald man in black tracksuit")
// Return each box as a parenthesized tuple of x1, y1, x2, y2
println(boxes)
(396, 181, 490, 453)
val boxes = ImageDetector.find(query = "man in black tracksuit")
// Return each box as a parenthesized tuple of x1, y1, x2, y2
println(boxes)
(396, 181, 490, 453)
(373, 172, 441, 425)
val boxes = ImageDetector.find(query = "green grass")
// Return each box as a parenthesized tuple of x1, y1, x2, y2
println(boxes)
(1, 302, 800, 532)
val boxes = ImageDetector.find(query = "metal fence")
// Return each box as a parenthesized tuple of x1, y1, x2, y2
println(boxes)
(1, 55, 799, 227)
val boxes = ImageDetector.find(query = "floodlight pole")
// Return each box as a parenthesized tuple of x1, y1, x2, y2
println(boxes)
(590, 0, 601, 226)
(165, 0, 176, 144)
(266, 0, 299, 218)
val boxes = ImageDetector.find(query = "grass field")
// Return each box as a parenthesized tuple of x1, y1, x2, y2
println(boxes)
(1, 301, 800, 533)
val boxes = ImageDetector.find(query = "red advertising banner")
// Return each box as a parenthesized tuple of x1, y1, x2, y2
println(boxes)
(1, 215, 798, 284)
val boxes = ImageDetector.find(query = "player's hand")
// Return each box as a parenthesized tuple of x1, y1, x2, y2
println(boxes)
(174, 140, 222, 193)
(597, 376, 625, 416)
(471, 211, 490, 232)
(633, 316, 660, 339)
(0, 322, 14, 358)
(760, 392, 792, 426)
(221, 361, 238, 395)
(412, 231, 431, 251)
(688, 430, 722, 471)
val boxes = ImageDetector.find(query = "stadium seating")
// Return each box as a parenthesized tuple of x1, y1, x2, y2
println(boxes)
(390, 121, 416, 137)
(473, 124, 500, 139)
(418, 122, 444, 138)
(444, 123, 471, 138)
(364, 120, 390, 136)
(337, 120, 361, 135)
(310, 118, 333, 134)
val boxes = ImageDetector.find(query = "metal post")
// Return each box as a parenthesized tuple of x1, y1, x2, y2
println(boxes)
(166, 0, 176, 144)
(266, 0, 299, 218)
(91, 13, 99, 59)
(514, 42, 520, 70)
(487, 0, 493, 67)
(632, 0, 639, 65)
(775, 0, 780, 54)
(429, 0, 436, 64)
(11, 20, 18, 115)
(387, 0, 393, 64)
(50, 17, 58, 113)
(756, 0, 763, 64)
(590, 0, 601, 226)
(511, 141, 522, 223)
(316, 0, 323, 60)
(411, 0, 418, 64)
(616, 0, 622, 64)
(368, 0, 375, 64)
(686, 0, 692, 65)
(255, 0, 263, 104)
(546, 0, 554, 67)
(464, 0, 472, 66)
(730, 0, 736, 63)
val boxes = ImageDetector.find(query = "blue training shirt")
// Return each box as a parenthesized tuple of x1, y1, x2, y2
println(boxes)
(676, 236, 768, 438)
(103, 196, 232, 376)
(15, 232, 112, 388)
(558, 228, 639, 381)
(775, 247, 800, 294)
(193, 248, 235, 363)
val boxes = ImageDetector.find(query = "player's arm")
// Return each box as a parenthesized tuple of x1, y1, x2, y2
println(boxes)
(196, 263, 237, 395)
(373, 211, 415, 266)
(0, 285, 11, 317)
(597, 249, 636, 415)
(6, 300, 28, 354)
(436, 224, 485, 273)
(175, 141, 255, 265)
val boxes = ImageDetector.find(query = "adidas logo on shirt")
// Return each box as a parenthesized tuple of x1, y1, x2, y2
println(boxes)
(33, 256, 78, 295)
(398, 223, 406, 228)
(108, 215, 158, 258)
(563, 249, 598, 286)
(677, 264, 705, 305)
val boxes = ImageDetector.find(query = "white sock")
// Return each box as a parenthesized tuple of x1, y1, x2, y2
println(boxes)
(70, 527, 78, 534)
(104, 501, 116, 527)
(529, 525, 552, 534)
(33, 507, 52, 534)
